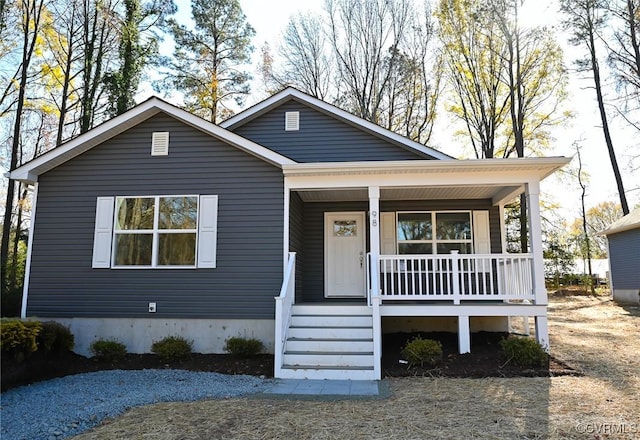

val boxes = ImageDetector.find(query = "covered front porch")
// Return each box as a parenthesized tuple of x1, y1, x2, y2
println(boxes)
(275, 158, 569, 380)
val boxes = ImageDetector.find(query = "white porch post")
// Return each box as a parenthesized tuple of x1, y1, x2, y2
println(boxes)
(368, 186, 382, 380)
(458, 315, 471, 354)
(283, 180, 290, 274)
(526, 181, 546, 305)
(526, 181, 550, 351)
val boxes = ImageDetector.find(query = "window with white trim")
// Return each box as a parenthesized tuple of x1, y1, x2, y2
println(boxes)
(396, 211, 472, 254)
(92, 195, 218, 269)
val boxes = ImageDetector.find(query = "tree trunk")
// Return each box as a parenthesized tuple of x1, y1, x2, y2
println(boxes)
(1, 0, 44, 295)
(576, 146, 595, 295)
(589, 26, 630, 215)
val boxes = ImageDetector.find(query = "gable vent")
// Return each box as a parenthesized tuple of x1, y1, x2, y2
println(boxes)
(285, 112, 299, 131)
(151, 132, 169, 156)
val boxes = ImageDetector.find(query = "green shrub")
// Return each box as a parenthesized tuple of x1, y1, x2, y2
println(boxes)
(224, 336, 264, 357)
(500, 336, 549, 368)
(38, 321, 74, 353)
(401, 336, 443, 367)
(0, 319, 41, 361)
(90, 339, 128, 362)
(151, 335, 193, 362)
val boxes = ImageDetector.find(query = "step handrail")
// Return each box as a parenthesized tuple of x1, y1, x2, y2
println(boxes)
(274, 252, 296, 378)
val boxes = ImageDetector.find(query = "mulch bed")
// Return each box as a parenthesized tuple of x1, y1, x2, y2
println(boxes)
(382, 331, 577, 378)
(2, 331, 578, 392)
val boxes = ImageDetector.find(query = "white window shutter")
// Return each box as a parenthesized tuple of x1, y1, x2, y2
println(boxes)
(473, 211, 491, 254)
(92, 197, 114, 268)
(197, 195, 218, 268)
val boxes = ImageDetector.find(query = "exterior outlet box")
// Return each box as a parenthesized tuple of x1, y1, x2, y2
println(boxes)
(148, 302, 157, 313)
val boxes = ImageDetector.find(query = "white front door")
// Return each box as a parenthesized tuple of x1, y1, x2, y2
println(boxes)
(325, 212, 366, 297)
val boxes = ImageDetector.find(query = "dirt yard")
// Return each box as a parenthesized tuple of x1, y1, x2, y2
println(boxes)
(72, 295, 639, 440)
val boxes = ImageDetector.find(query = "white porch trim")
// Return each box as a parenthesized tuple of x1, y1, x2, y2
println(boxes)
(278, 157, 569, 378)
(368, 186, 382, 378)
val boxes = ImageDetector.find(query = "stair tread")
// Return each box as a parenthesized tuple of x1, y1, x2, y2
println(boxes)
(282, 364, 374, 370)
(285, 351, 373, 356)
(291, 312, 373, 318)
(287, 337, 373, 342)
(289, 325, 372, 329)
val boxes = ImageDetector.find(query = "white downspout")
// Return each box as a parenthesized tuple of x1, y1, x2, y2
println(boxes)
(21, 182, 38, 318)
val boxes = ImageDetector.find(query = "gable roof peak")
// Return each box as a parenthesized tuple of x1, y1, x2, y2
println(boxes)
(10, 96, 295, 183)
(221, 88, 453, 161)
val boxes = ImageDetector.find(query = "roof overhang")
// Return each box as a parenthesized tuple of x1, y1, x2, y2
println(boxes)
(10, 97, 296, 184)
(284, 157, 571, 206)
(598, 208, 640, 235)
(221, 87, 454, 161)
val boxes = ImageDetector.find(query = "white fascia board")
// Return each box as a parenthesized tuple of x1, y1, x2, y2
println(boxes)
(221, 87, 453, 161)
(283, 158, 570, 199)
(10, 97, 295, 183)
(283, 157, 571, 180)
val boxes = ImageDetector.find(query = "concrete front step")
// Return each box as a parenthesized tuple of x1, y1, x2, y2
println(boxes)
(288, 326, 373, 339)
(286, 338, 373, 352)
(290, 314, 373, 327)
(283, 351, 374, 367)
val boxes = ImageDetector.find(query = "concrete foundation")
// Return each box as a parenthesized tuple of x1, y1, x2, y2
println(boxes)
(40, 318, 275, 357)
(612, 289, 640, 305)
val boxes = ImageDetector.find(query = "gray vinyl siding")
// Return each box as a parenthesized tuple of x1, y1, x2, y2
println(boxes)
(27, 113, 284, 319)
(232, 100, 436, 162)
(289, 192, 304, 299)
(295, 199, 501, 303)
(607, 230, 640, 290)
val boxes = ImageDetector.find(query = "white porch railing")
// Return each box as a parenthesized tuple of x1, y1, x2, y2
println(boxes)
(274, 252, 296, 378)
(376, 252, 535, 304)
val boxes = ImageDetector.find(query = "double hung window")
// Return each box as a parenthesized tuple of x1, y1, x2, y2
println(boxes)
(114, 196, 198, 267)
(397, 211, 472, 255)
(92, 195, 218, 269)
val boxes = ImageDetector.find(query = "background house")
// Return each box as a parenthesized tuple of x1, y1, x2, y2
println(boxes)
(600, 208, 640, 305)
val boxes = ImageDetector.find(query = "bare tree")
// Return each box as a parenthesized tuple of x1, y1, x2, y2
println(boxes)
(607, 0, 640, 108)
(561, 0, 630, 215)
(273, 0, 440, 144)
(381, 3, 442, 143)
(575, 144, 596, 294)
(276, 12, 333, 100)
(326, 0, 411, 123)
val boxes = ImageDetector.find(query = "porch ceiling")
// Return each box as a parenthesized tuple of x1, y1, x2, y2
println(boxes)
(295, 185, 523, 203)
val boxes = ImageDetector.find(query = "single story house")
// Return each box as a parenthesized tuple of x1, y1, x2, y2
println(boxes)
(10, 88, 569, 380)
(599, 208, 640, 305)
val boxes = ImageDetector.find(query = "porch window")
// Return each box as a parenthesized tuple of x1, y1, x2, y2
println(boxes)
(397, 211, 472, 254)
